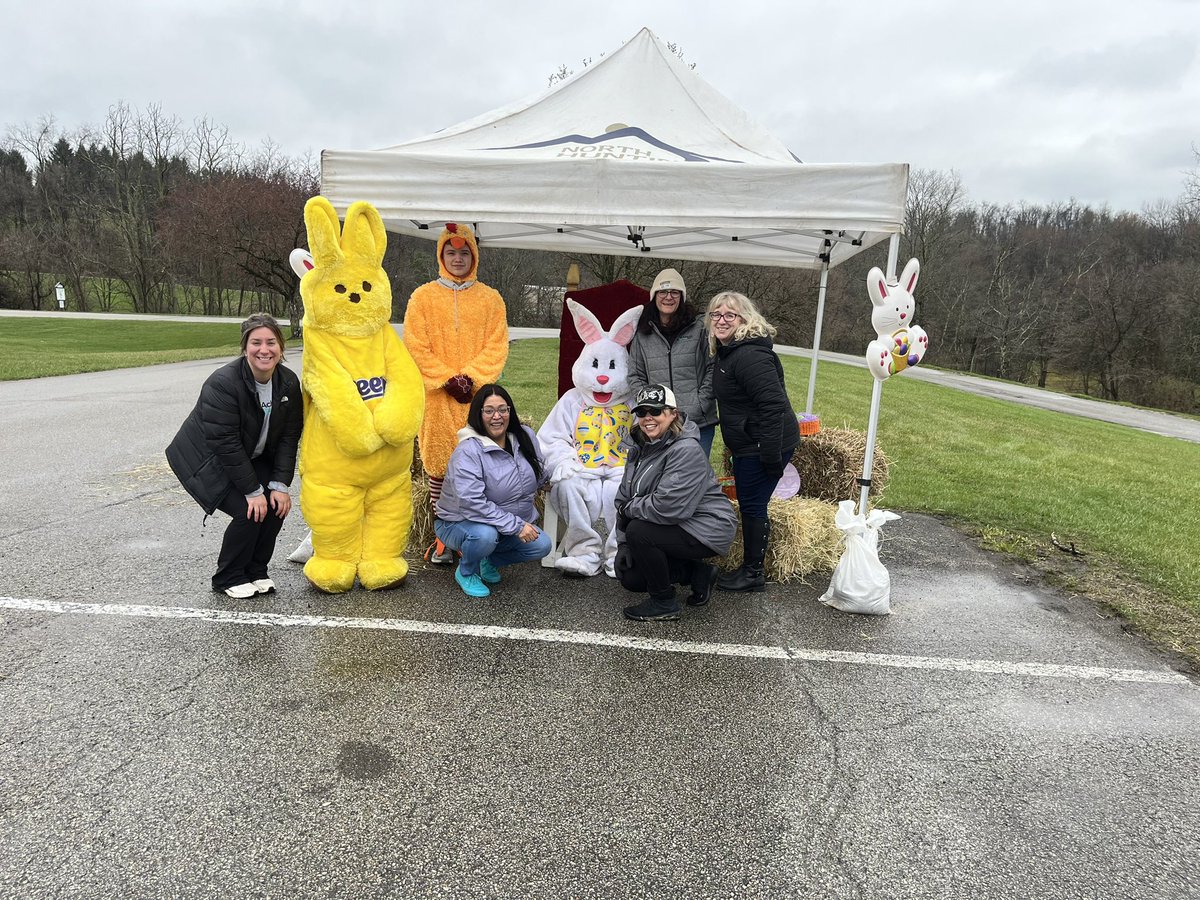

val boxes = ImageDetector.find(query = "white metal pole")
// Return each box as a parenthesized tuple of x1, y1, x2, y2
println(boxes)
(805, 259, 830, 415)
(857, 234, 902, 515)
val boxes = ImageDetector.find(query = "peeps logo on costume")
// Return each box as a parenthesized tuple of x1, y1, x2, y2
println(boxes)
(485, 124, 742, 164)
(356, 376, 387, 401)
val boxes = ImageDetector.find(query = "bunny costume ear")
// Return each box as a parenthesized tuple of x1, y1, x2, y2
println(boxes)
(899, 258, 920, 295)
(304, 197, 344, 270)
(608, 305, 643, 348)
(567, 298, 606, 344)
(342, 201, 387, 267)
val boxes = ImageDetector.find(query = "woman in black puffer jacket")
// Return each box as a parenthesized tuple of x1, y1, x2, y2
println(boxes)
(707, 291, 799, 593)
(166, 314, 303, 599)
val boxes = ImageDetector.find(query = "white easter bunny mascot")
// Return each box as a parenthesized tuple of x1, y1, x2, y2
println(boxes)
(537, 300, 643, 578)
(865, 258, 929, 381)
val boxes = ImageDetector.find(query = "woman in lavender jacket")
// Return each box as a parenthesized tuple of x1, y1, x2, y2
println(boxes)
(434, 384, 553, 598)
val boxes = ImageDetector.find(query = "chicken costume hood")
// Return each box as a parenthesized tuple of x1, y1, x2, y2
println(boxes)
(296, 196, 424, 593)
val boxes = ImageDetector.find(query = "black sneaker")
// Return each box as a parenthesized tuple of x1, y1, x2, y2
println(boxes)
(623, 595, 682, 621)
(687, 563, 718, 607)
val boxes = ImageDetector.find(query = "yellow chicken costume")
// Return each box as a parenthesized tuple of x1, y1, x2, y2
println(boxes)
(297, 197, 424, 593)
(404, 223, 509, 482)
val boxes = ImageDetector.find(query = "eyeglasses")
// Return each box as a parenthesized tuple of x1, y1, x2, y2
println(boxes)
(656, 290, 682, 299)
(482, 405, 510, 417)
(709, 311, 741, 323)
(634, 407, 671, 417)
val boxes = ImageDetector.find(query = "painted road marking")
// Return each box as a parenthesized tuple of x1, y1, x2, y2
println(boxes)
(0, 596, 1190, 685)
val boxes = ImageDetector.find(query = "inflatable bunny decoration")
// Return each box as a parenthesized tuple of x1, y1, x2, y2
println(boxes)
(537, 300, 643, 577)
(296, 197, 424, 593)
(865, 258, 929, 381)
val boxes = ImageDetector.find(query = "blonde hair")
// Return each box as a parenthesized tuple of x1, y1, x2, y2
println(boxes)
(706, 291, 777, 354)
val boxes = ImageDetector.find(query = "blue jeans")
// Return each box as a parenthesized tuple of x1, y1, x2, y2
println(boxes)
(434, 519, 552, 576)
(731, 451, 791, 519)
(697, 425, 716, 459)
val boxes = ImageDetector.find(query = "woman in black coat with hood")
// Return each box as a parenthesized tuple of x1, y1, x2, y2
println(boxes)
(166, 313, 303, 598)
(707, 291, 799, 593)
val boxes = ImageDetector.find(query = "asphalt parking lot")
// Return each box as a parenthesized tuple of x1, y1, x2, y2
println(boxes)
(1, 357, 1197, 899)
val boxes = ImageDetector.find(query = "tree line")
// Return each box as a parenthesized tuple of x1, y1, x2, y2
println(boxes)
(3, 104, 1197, 412)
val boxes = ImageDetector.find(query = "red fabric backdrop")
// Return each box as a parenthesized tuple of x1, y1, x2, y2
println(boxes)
(557, 279, 650, 398)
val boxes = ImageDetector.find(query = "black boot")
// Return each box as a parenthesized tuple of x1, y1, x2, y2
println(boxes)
(687, 562, 718, 607)
(623, 587, 682, 621)
(717, 517, 770, 592)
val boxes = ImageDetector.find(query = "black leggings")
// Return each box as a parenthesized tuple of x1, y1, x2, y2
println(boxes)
(212, 456, 285, 591)
(617, 519, 716, 598)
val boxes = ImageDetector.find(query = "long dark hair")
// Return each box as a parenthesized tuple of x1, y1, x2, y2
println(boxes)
(467, 384, 542, 482)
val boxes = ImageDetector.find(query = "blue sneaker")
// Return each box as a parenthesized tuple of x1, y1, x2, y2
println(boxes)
(479, 558, 501, 585)
(455, 566, 491, 598)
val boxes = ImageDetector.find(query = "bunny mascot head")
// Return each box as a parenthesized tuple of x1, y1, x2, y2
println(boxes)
(536, 300, 643, 577)
(296, 196, 425, 593)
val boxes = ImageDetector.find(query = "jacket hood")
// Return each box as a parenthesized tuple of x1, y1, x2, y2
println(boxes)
(437, 223, 479, 282)
(456, 425, 503, 449)
(717, 334, 775, 355)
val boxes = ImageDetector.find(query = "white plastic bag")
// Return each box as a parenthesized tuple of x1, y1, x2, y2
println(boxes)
(820, 500, 900, 615)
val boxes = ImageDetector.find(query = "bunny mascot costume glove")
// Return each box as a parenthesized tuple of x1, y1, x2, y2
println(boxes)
(297, 197, 425, 593)
(537, 301, 643, 577)
(404, 223, 509, 486)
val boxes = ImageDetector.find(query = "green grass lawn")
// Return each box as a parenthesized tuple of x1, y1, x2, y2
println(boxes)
(0, 318, 246, 379)
(504, 339, 1200, 652)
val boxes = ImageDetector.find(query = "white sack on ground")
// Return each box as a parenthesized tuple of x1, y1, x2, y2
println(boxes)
(820, 499, 900, 616)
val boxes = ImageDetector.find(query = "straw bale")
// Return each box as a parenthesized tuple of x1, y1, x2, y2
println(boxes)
(721, 497, 841, 583)
(791, 428, 890, 503)
(720, 428, 889, 503)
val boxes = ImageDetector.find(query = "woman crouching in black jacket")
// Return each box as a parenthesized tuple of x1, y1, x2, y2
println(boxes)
(614, 384, 737, 622)
(167, 313, 303, 599)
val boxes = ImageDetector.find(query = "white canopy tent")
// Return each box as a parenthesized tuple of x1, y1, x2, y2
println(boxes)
(321, 27, 909, 409)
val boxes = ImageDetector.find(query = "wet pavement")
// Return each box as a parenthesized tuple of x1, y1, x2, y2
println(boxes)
(1, 359, 1197, 899)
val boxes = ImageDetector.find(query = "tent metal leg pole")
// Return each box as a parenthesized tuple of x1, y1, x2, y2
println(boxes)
(886, 232, 900, 280)
(805, 261, 830, 415)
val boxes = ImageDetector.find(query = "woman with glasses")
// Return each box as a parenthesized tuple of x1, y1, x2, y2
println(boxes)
(434, 384, 552, 598)
(627, 268, 718, 458)
(613, 384, 737, 621)
(707, 292, 800, 593)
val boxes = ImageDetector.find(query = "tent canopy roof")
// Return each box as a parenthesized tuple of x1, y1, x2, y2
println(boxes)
(321, 27, 908, 270)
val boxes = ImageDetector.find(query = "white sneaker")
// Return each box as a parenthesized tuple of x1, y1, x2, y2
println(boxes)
(252, 579, 276, 594)
(223, 583, 258, 599)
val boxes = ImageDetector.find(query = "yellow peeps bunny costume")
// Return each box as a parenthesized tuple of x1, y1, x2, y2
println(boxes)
(298, 197, 424, 593)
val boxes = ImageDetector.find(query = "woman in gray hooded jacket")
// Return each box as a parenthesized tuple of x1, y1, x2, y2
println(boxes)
(626, 268, 717, 458)
(613, 384, 737, 622)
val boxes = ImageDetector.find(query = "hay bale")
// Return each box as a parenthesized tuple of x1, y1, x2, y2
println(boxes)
(721, 497, 841, 583)
(720, 428, 889, 503)
(791, 428, 889, 503)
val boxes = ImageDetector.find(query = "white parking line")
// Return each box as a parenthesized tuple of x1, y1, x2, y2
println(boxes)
(0, 596, 1191, 685)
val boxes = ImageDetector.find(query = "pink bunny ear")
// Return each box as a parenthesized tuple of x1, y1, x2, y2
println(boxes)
(866, 266, 890, 307)
(900, 258, 921, 295)
(608, 304, 644, 348)
(567, 298, 605, 344)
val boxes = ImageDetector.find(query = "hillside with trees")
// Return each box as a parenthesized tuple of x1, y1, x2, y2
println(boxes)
(3, 105, 1197, 412)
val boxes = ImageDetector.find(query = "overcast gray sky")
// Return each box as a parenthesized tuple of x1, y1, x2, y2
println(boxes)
(7, 0, 1197, 212)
